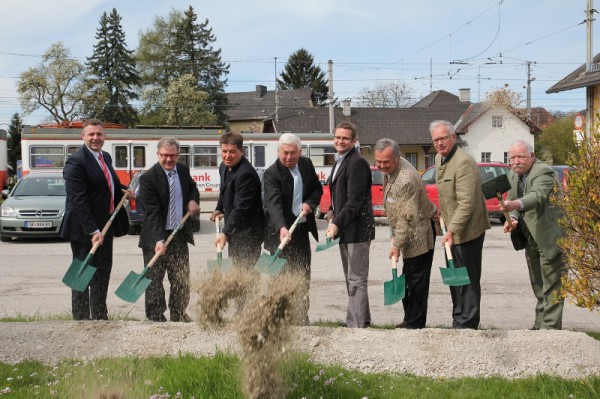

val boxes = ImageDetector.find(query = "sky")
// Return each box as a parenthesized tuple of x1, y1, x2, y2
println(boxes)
(0, 0, 594, 128)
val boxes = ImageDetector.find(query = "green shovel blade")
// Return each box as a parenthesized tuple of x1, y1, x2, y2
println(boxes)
(254, 250, 287, 276)
(114, 267, 151, 303)
(384, 269, 406, 306)
(62, 254, 97, 292)
(439, 259, 471, 286)
(315, 236, 340, 252)
(207, 253, 232, 271)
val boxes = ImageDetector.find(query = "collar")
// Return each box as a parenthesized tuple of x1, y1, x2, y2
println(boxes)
(441, 144, 458, 165)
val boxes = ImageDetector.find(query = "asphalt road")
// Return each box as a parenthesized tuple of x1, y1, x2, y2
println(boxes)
(1, 210, 599, 331)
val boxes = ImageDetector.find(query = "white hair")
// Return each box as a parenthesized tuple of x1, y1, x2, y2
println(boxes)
(278, 133, 302, 150)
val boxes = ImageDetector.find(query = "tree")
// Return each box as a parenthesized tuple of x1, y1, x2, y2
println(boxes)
(355, 81, 415, 107)
(483, 86, 524, 111)
(17, 42, 88, 123)
(536, 115, 578, 164)
(557, 133, 600, 310)
(163, 74, 217, 126)
(6, 113, 22, 176)
(277, 48, 328, 107)
(85, 8, 141, 126)
(137, 6, 229, 125)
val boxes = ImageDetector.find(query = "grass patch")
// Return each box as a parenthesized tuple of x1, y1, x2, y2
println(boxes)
(0, 312, 140, 322)
(586, 331, 600, 341)
(1, 353, 598, 399)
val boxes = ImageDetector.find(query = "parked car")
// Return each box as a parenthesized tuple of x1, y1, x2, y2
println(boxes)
(421, 162, 510, 222)
(125, 170, 200, 235)
(550, 165, 570, 191)
(0, 172, 66, 242)
(315, 166, 385, 219)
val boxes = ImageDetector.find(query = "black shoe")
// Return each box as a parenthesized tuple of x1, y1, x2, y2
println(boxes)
(395, 322, 406, 329)
(338, 322, 348, 327)
(529, 326, 539, 330)
(171, 313, 192, 323)
(148, 315, 167, 322)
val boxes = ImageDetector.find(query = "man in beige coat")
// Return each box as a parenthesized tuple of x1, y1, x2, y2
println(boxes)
(375, 138, 437, 329)
(430, 120, 490, 329)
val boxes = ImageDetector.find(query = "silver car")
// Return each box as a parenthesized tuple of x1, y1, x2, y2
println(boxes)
(0, 172, 66, 242)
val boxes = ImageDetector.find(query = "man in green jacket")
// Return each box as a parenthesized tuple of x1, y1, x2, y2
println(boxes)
(430, 120, 490, 329)
(501, 140, 565, 330)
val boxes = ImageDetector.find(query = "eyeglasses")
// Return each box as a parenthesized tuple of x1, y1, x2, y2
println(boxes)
(432, 134, 453, 144)
(158, 153, 178, 159)
(334, 136, 353, 141)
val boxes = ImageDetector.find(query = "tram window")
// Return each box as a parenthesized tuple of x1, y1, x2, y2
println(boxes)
(253, 145, 265, 167)
(30, 146, 65, 168)
(179, 145, 191, 166)
(193, 146, 218, 167)
(309, 145, 336, 166)
(66, 145, 81, 158)
(301, 145, 307, 155)
(133, 146, 145, 168)
(114, 146, 128, 168)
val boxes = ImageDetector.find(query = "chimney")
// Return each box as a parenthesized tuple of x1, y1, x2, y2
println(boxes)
(342, 99, 352, 116)
(255, 85, 267, 98)
(458, 88, 471, 103)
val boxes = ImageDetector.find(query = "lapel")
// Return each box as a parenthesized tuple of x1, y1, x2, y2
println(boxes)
(84, 146, 111, 192)
(277, 160, 294, 197)
(332, 148, 355, 184)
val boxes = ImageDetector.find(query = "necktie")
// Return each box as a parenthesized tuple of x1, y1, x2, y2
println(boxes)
(291, 167, 303, 216)
(168, 171, 177, 229)
(517, 175, 525, 198)
(98, 152, 114, 212)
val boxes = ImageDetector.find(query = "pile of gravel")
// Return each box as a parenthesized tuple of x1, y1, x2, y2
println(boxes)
(1, 321, 599, 380)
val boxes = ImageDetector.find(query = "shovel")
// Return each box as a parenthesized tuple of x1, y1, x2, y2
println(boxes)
(254, 212, 305, 276)
(481, 173, 512, 222)
(315, 218, 340, 252)
(383, 256, 406, 306)
(115, 212, 191, 303)
(207, 215, 232, 271)
(438, 216, 471, 286)
(62, 190, 130, 292)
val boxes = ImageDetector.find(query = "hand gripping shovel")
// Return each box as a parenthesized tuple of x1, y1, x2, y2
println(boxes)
(254, 212, 305, 276)
(115, 212, 191, 303)
(383, 256, 406, 306)
(315, 218, 340, 252)
(438, 216, 471, 286)
(207, 215, 232, 271)
(481, 173, 512, 222)
(62, 190, 130, 292)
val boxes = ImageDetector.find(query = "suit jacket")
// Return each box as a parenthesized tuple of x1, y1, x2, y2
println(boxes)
(507, 158, 563, 260)
(329, 147, 375, 244)
(216, 156, 264, 239)
(60, 145, 128, 243)
(263, 157, 322, 251)
(384, 158, 437, 258)
(138, 162, 199, 250)
(435, 145, 490, 244)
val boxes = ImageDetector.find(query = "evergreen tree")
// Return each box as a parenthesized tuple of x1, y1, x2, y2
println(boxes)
(86, 8, 141, 125)
(137, 6, 229, 125)
(6, 113, 22, 176)
(277, 48, 328, 107)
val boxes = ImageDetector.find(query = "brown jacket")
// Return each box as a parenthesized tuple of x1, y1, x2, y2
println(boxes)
(435, 145, 490, 244)
(384, 158, 437, 258)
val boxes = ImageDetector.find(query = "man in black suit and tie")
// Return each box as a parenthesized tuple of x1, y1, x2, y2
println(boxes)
(61, 119, 130, 320)
(138, 137, 200, 322)
(210, 131, 264, 269)
(325, 122, 375, 328)
(263, 133, 323, 324)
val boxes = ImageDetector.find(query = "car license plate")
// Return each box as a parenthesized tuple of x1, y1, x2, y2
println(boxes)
(24, 221, 52, 228)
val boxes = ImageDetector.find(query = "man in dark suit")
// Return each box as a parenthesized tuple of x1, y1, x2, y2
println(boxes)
(263, 133, 323, 324)
(138, 137, 200, 322)
(325, 122, 375, 328)
(211, 131, 264, 269)
(61, 118, 130, 320)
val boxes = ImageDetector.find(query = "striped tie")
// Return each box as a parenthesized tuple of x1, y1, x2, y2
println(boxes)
(168, 171, 176, 229)
(98, 152, 114, 212)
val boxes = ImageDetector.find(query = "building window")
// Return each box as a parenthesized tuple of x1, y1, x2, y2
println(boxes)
(503, 151, 509, 165)
(308, 145, 336, 166)
(492, 115, 503, 128)
(193, 146, 219, 167)
(481, 152, 492, 162)
(425, 153, 435, 169)
(405, 153, 417, 168)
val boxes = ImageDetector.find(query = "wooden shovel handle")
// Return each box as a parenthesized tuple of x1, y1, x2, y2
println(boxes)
(279, 211, 306, 249)
(439, 216, 454, 262)
(90, 190, 130, 255)
(496, 193, 512, 224)
(391, 256, 398, 271)
(146, 212, 191, 270)
(325, 217, 335, 239)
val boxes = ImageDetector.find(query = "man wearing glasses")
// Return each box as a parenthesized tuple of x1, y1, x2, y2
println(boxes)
(138, 137, 200, 322)
(325, 122, 375, 328)
(430, 120, 490, 329)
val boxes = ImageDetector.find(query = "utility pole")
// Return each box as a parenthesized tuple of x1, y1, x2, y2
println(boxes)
(328, 60, 335, 134)
(586, 0, 595, 138)
(526, 61, 535, 121)
(274, 57, 279, 123)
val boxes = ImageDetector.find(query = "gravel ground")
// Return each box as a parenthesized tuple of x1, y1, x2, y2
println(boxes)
(1, 320, 599, 380)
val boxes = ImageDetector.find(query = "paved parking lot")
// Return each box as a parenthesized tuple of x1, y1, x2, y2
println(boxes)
(1, 210, 599, 331)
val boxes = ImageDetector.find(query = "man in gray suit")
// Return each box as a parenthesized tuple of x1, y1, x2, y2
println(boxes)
(501, 140, 565, 330)
(430, 120, 490, 329)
